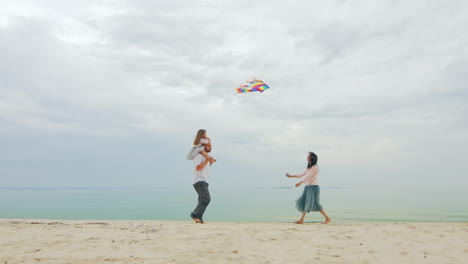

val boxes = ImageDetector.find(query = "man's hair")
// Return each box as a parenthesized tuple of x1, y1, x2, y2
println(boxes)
(307, 152, 318, 169)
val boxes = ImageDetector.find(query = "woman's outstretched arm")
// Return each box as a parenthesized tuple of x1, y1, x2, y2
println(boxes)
(286, 170, 307, 178)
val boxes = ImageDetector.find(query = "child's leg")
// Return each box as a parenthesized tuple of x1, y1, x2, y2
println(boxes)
(200, 150, 210, 159)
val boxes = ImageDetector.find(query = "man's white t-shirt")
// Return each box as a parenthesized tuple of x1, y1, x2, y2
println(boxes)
(193, 153, 211, 185)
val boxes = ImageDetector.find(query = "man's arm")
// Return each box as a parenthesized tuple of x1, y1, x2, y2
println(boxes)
(196, 158, 211, 171)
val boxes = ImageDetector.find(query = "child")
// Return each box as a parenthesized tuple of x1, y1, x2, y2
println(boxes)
(187, 129, 213, 160)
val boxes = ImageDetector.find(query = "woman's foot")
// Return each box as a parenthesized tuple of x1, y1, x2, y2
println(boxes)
(322, 218, 331, 224)
(294, 220, 304, 224)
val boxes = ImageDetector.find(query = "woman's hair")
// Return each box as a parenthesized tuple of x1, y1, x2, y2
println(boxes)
(307, 152, 318, 169)
(193, 129, 206, 145)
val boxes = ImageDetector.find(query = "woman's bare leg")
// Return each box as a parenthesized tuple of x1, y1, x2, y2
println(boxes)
(294, 212, 306, 224)
(319, 210, 331, 224)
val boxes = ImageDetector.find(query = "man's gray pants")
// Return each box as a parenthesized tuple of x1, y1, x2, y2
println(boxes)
(190, 181, 211, 221)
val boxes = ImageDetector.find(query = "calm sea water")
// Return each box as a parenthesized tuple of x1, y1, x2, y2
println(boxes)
(0, 185, 466, 222)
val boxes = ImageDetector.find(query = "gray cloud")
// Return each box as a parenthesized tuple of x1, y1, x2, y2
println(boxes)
(0, 0, 467, 188)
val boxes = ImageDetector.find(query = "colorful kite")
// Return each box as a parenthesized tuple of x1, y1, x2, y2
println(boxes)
(235, 79, 270, 94)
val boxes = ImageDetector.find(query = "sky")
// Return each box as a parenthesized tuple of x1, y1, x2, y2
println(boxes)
(1, 0, 467, 190)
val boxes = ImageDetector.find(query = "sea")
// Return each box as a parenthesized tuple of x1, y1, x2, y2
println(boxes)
(0, 185, 467, 223)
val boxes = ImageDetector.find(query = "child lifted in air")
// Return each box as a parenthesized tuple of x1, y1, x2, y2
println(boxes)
(187, 129, 214, 161)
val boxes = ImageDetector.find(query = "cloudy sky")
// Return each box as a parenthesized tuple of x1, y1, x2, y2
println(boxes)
(1, 0, 467, 190)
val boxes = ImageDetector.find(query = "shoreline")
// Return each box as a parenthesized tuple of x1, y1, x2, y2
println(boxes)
(1, 218, 467, 224)
(1, 219, 467, 264)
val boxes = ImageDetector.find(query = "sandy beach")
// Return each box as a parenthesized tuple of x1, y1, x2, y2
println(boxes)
(0, 219, 467, 264)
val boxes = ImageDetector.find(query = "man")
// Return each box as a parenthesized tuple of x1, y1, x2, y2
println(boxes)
(190, 141, 216, 223)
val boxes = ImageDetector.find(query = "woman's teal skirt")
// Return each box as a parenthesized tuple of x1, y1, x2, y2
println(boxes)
(296, 185, 323, 212)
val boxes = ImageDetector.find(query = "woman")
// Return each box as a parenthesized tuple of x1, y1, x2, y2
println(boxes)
(286, 152, 331, 224)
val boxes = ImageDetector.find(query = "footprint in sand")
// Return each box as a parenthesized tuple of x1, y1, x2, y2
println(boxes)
(86, 222, 110, 226)
(26, 249, 42, 253)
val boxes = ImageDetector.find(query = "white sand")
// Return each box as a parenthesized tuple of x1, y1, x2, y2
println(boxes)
(0, 219, 467, 264)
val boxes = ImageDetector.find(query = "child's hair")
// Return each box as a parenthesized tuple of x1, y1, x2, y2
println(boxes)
(193, 129, 207, 145)
(307, 152, 318, 169)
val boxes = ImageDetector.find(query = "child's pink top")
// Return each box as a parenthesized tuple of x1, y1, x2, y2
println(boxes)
(294, 165, 319, 185)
